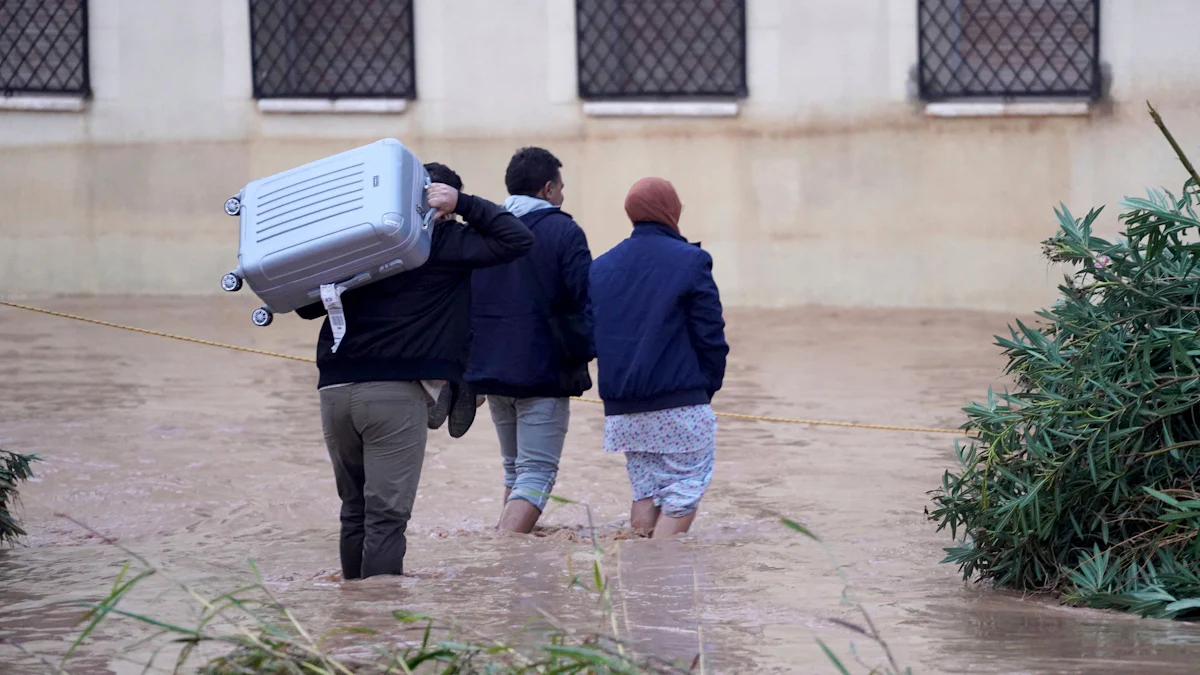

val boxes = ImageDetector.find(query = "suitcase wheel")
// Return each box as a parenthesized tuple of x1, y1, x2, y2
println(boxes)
(221, 272, 243, 292)
(251, 307, 273, 327)
(224, 197, 242, 216)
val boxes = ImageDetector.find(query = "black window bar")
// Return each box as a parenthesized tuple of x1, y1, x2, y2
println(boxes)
(918, 0, 1101, 101)
(0, 0, 89, 97)
(576, 0, 747, 100)
(249, 0, 416, 99)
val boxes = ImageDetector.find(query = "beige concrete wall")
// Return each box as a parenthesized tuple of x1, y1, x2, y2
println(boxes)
(3, 0, 1200, 312)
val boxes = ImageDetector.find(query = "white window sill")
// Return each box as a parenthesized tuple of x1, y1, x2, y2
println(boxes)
(257, 98, 409, 114)
(0, 95, 88, 112)
(583, 101, 740, 118)
(923, 100, 1091, 118)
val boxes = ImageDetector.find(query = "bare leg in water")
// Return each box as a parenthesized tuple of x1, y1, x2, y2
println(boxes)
(630, 499, 700, 538)
(494, 482, 537, 530)
(498, 497, 542, 533)
(630, 499, 659, 537)
(652, 510, 697, 538)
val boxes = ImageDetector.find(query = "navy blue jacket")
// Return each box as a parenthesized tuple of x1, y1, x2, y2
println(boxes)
(466, 208, 594, 397)
(590, 222, 729, 416)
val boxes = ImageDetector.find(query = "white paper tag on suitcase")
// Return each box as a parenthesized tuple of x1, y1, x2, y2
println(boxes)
(320, 283, 347, 353)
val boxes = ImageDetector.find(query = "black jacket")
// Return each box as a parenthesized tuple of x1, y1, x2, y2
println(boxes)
(297, 193, 535, 388)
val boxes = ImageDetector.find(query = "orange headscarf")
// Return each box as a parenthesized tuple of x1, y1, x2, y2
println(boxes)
(624, 177, 682, 231)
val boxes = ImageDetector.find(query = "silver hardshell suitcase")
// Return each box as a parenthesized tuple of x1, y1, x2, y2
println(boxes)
(220, 138, 436, 326)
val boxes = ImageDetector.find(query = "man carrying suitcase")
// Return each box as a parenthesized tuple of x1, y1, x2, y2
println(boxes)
(299, 163, 534, 579)
(466, 147, 595, 534)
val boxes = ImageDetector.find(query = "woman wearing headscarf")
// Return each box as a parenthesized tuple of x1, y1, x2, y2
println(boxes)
(589, 177, 729, 538)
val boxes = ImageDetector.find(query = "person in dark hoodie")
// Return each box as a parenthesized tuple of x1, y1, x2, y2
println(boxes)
(297, 162, 533, 579)
(466, 147, 594, 534)
(589, 177, 728, 538)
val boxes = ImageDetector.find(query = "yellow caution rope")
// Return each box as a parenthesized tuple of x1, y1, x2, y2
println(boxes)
(0, 300, 969, 436)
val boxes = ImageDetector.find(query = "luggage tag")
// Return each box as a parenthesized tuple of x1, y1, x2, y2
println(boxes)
(320, 283, 348, 353)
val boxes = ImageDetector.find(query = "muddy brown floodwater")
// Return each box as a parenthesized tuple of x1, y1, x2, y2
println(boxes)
(2, 297, 1199, 674)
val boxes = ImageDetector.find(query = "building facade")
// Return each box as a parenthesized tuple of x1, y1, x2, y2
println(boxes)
(2, 0, 1199, 311)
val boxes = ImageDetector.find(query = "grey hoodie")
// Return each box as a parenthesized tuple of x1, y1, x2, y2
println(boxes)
(504, 194, 555, 218)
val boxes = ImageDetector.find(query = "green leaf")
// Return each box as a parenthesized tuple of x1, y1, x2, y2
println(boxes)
(526, 490, 574, 505)
(393, 610, 437, 623)
(1158, 511, 1200, 522)
(816, 639, 851, 675)
(1144, 487, 1183, 508)
(1164, 598, 1200, 613)
(780, 518, 820, 541)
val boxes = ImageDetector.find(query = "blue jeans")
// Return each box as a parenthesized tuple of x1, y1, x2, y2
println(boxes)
(487, 396, 570, 511)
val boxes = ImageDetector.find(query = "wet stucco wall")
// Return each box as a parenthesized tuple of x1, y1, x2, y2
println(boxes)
(3, 0, 1200, 312)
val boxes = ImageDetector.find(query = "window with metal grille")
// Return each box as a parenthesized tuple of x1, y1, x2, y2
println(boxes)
(0, 0, 89, 97)
(576, 0, 746, 99)
(918, 0, 1100, 100)
(249, 0, 416, 99)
